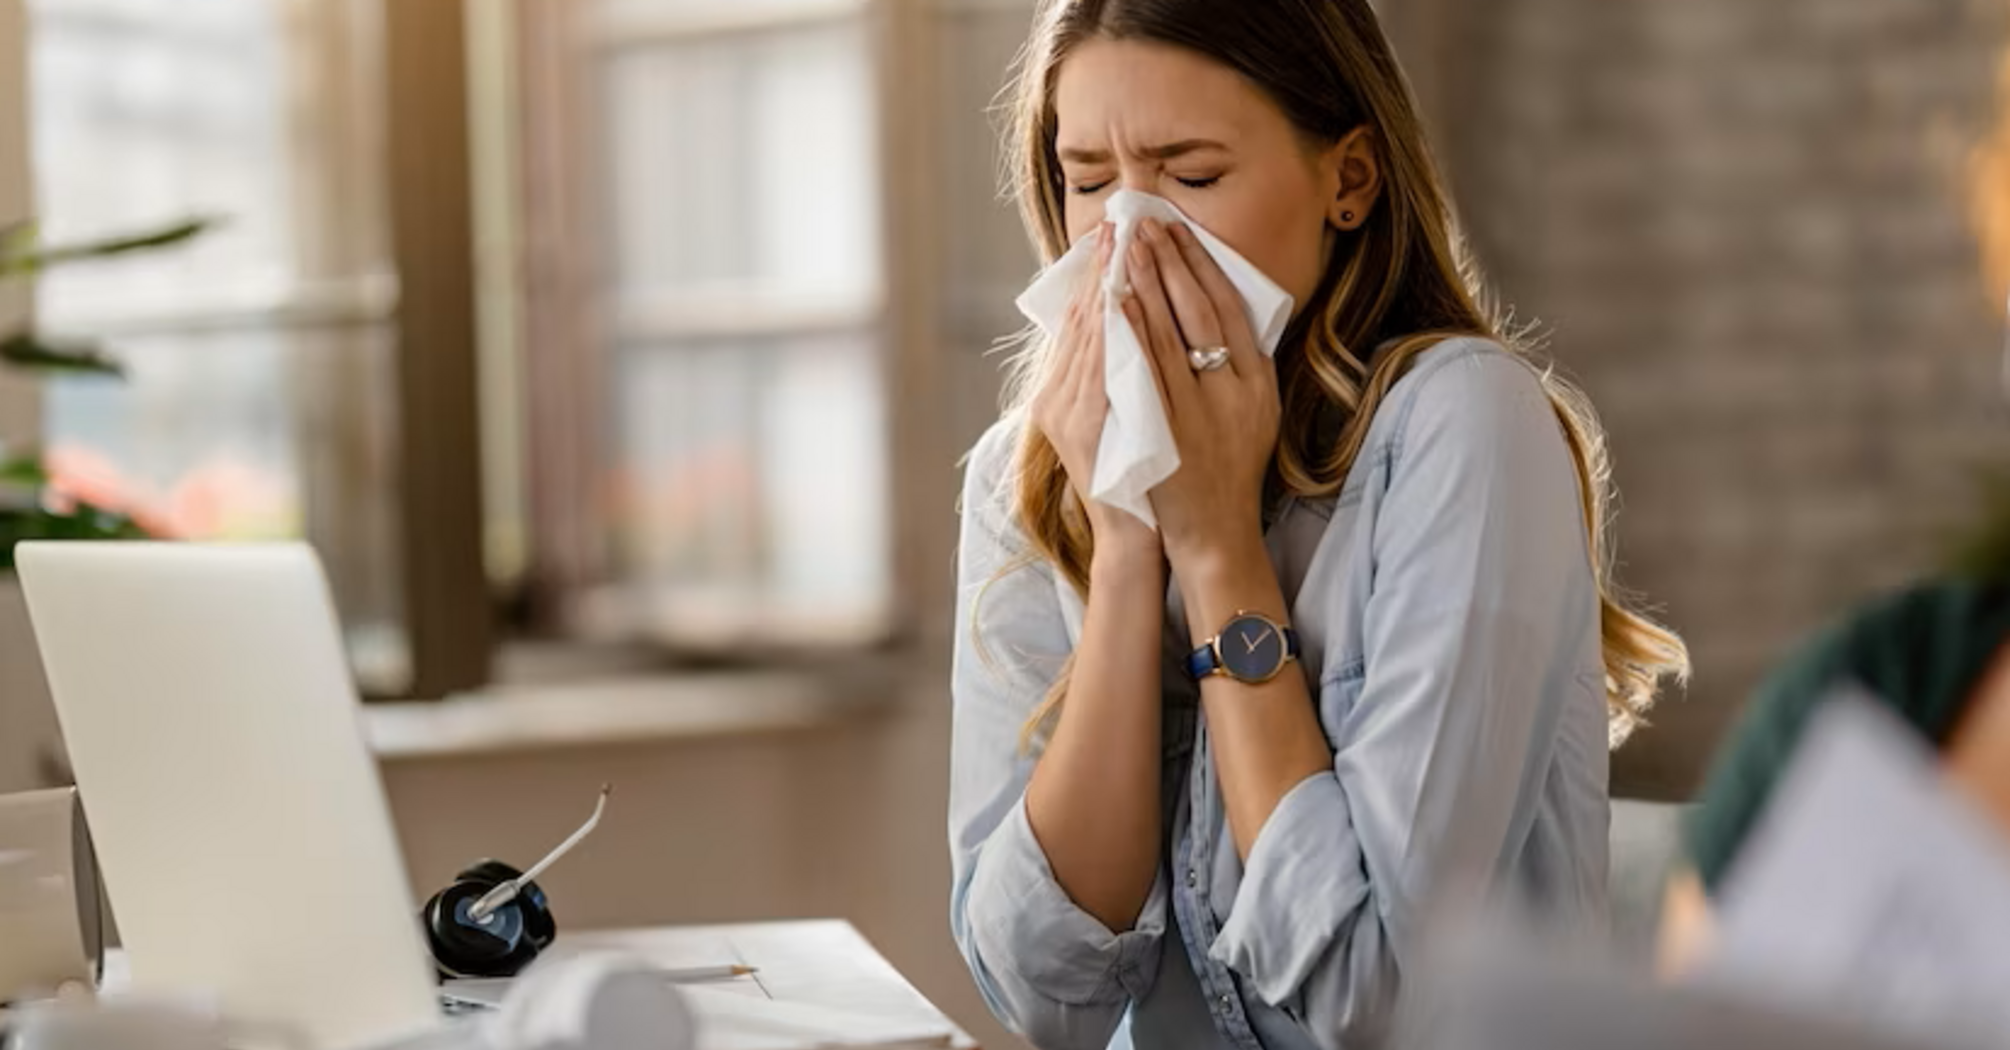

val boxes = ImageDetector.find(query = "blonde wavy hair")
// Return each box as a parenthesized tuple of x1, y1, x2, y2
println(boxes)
(1974, 41, 2010, 307)
(992, 0, 1689, 751)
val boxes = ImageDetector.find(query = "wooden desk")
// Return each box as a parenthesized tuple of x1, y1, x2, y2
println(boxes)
(564, 922, 978, 1048)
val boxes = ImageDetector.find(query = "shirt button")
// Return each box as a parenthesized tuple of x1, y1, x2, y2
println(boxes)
(1218, 994, 1234, 1011)
(1185, 869, 1198, 889)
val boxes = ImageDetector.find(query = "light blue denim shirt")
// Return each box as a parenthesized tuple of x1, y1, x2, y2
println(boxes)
(948, 338, 1611, 1050)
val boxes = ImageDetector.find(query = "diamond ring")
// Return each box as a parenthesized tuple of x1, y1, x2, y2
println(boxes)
(1187, 346, 1231, 373)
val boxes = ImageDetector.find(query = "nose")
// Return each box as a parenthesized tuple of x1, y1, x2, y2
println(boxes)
(1116, 162, 1158, 196)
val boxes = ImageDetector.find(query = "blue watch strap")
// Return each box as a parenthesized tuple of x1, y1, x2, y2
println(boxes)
(1185, 643, 1219, 681)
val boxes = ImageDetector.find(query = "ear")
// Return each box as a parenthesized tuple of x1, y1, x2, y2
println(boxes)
(1321, 125, 1382, 232)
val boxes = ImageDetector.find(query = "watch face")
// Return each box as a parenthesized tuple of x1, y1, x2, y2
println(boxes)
(1218, 615, 1287, 682)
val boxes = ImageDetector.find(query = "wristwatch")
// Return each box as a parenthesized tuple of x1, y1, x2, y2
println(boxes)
(1185, 611, 1300, 684)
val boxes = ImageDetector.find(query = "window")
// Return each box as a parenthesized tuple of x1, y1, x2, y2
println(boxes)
(521, 0, 899, 650)
(24, 0, 490, 697)
(13, 0, 990, 696)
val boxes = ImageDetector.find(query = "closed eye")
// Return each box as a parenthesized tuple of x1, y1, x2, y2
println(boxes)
(1071, 175, 1219, 196)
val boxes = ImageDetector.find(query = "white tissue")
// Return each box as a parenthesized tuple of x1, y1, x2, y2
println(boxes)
(487, 954, 696, 1050)
(1015, 190, 1295, 528)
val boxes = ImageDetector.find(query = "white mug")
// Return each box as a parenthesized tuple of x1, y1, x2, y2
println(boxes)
(4, 997, 232, 1050)
(0, 787, 102, 1004)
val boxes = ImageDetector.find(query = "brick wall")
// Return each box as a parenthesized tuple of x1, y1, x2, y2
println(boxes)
(1409, 0, 2010, 796)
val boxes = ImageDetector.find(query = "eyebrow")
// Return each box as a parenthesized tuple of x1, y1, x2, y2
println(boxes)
(1056, 139, 1230, 164)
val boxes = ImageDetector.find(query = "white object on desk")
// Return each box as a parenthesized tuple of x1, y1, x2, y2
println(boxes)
(0, 786, 100, 1001)
(489, 953, 696, 1050)
(3, 997, 233, 1050)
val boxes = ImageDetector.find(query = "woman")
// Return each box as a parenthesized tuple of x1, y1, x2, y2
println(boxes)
(948, 2, 1688, 1048)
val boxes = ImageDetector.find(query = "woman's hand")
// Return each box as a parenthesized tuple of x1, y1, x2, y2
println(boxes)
(1119, 218, 1281, 580)
(1030, 222, 1162, 562)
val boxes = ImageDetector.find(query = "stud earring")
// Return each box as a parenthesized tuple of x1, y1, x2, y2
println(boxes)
(1342, 210, 1355, 224)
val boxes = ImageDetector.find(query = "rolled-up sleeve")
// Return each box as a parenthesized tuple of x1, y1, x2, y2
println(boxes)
(948, 420, 1168, 1050)
(1207, 350, 1599, 1044)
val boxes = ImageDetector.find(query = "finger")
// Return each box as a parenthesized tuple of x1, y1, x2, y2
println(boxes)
(1071, 221, 1114, 311)
(1077, 273, 1109, 392)
(1073, 223, 1117, 359)
(1120, 291, 1172, 414)
(1039, 237, 1110, 447)
(1030, 360, 1060, 440)
(1051, 232, 1103, 386)
(1144, 220, 1231, 380)
(1075, 282, 1107, 404)
(1168, 223, 1262, 378)
(1125, 225, 1201, 416)
(1056, 230, 1108, 362)
(1072, 229, 1119, 383)
(1047, 300, 1084, 398)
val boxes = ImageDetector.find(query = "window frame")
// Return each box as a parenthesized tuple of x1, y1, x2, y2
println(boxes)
(511, 0, 951, 654)
(380, 0, 494, 697)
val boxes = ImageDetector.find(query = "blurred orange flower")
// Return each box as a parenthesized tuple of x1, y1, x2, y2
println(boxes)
(41, 446, 179, 538)
(41, 446, 298, 540)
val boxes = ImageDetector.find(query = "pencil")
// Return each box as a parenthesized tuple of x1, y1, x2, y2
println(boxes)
(661, 964, 758, 983)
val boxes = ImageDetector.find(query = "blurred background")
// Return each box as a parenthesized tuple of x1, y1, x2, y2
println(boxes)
(0, 1, 2006, 1047)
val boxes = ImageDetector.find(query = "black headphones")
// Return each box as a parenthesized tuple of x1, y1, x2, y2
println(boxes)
(420, 786, 609, 980)
(422, 859, 559, 979)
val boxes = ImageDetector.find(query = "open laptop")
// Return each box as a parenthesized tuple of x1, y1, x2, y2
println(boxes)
(16, 542, 441, 1048)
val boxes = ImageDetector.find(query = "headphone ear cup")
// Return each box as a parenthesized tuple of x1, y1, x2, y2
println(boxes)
(421, 869, 541, 980)
(513, 877, 557, 952)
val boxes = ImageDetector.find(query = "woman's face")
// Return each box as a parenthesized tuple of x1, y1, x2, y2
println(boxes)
(1053, 37, 1368, 308)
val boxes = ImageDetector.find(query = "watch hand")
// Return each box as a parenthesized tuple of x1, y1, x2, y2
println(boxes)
(1245, 627, 1274, 653)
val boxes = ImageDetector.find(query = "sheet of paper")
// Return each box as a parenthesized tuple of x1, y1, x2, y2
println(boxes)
(508, 924, 968, 1049)
(680, 986, 953, 1050)
(446, 970, 954, 1050)
(1703, 691, 2010, 1045)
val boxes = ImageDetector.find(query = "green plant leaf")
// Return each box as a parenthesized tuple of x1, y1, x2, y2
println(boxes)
(0, 453, 47, 487)
(0, 217, 214, 278)
(0, 503, 154, 571)
(0, 332, 125, 377)
(0, 220, 31, 264)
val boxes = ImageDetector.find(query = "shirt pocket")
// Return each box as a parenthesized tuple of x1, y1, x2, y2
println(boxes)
(1316, 656, 1368, 753)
